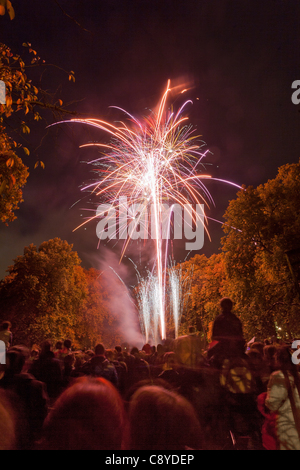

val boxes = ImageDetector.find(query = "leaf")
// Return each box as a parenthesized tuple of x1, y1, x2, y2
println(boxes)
(6, 157, 14, 168)
(34, 161, 45, 170)
(23, 147, 30, 156)
(10, 174, 16, 187)
(7, 0, 14, 20)
(6, 95, 12, 108)
(0, 0, 15, 19)
(21, 122, 30, 134)
(0, 180, 6, 195)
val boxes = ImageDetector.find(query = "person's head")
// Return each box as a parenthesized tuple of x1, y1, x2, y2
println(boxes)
(275, 345, 295, 372)
(250, 342, 264, 355)
(95, 343, 105, 356)
(105, 349, 114, 361)
(55, 341, 63, 350)
(263, 345, 278, 363)
(64, 339, 72, 350)
(220, 297, 233, 314)
(130, 347, 140, 357)
(40, 340, 52, 356)
(246, 349, 263, 370)
(1, 321, 11, 331)
(142, 344, 152, 355)
(41, 377, 128, 450)
(128, 385, 202, 450)
(5, 348, 27, 376)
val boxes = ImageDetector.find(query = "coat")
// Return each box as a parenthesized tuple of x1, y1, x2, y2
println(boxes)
(266, 371, 300, 450)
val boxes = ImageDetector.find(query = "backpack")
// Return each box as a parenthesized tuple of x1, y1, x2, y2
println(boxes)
(220, 357, 255, 394)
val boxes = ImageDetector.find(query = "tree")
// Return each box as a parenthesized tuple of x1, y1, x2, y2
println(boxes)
(0, 130, 29, 223)
(221, 160, 300, 339)
(172, 253, 227, 341)
(77, 268, 118, 349)
(0, 42, 76, 222)
(0, 238, 134, 348)
(0, 238, 88, 345)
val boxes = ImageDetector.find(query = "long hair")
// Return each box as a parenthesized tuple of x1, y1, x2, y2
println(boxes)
(40, 377, 128, 450)
(128, 385, 203, 450)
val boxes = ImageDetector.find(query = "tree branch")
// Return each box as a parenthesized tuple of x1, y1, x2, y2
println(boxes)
(53, 0, 93, 35)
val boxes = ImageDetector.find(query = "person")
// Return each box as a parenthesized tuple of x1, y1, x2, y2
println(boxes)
(38, 377, 128, 450)
(246, 348, 266, 395)
(266, 345, 300, 450)
(128, 385, 203, 450)
(125, 347, 151, 389)
(28, 340, 63, 402)
(61, 339, 72, 357)
(105, 349, 127, 395)
(53, 341, 63, 358)
(261, 344, 278, 389)
(0, 346, 49, 449)
(0, 321, 12, 348)
(81, 343, 118, 387)
(208, 298, 245, 366)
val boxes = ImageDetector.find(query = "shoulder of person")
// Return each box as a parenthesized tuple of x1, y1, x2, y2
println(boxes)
(268, 370, 286, 388)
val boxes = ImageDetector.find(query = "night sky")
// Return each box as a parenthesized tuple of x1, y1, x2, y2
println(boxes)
(1, 0, 300, 283)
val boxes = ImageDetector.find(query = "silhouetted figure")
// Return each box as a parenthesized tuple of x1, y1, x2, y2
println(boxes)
(0, 347, 48, 448)
(128, 385, 203, 450)
(29, 341, 63, 402)
(81, 343, 118, 387)
(125, 347, 150, 389)
(208, 298, 245, 366)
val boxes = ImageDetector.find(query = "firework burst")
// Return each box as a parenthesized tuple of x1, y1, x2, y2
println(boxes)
(53, 80, 216, 341)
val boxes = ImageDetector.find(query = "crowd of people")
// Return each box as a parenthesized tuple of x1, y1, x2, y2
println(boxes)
(0, 297, 300, 451)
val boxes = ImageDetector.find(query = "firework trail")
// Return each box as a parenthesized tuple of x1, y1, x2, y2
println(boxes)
(168, 261, 194, 339)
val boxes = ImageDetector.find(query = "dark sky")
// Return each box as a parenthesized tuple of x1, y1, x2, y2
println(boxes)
(1, 0, 300, 282)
